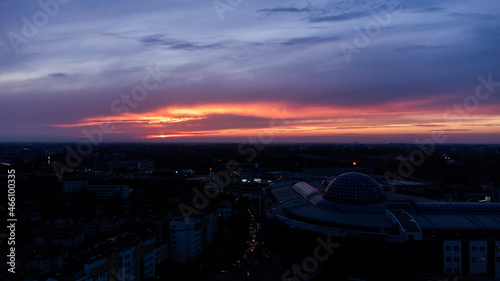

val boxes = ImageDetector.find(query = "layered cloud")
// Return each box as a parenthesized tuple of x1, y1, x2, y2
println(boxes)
(0, 0, 499, 142)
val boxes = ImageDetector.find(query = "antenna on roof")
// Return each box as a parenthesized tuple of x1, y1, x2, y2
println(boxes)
(352, 162, 357, 174)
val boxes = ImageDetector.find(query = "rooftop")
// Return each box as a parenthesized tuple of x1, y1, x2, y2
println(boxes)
(324, 172, 386, 205)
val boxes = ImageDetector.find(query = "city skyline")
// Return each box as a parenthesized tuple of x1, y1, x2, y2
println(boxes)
(1, 0, 500, 143)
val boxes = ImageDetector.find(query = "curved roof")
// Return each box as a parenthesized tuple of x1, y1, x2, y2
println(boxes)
(324, 172, 385, 205)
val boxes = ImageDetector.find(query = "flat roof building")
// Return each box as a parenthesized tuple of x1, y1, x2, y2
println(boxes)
(266, 172, 500, 280)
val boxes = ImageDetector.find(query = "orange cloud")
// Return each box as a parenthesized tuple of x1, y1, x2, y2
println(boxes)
(47, 99, 500, 141)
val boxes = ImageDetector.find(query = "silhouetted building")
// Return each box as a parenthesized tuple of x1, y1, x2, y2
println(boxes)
(62, 180, 129, 199)
(266, 172, 500, 279)
(169, 212, 217, 263)
(86, 185, 129, 199)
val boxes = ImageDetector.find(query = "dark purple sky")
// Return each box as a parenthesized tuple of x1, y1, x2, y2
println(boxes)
(1, 0, 499, 143)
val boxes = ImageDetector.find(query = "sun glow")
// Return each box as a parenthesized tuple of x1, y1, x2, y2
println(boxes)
(46, 100, 500, 141)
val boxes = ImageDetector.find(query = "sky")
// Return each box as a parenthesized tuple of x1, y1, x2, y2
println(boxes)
(1, 0, 500, 143)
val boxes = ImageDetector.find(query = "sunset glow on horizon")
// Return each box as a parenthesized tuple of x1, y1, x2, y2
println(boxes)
(44, 100, 500, 142)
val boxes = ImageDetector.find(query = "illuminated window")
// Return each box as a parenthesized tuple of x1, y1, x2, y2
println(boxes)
(480, 257, 486, 263)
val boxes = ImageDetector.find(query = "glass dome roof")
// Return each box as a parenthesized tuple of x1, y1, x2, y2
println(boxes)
(323, 172, 386, 205)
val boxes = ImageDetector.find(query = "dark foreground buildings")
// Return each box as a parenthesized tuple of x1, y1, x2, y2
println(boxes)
(265, 172, 500, 280)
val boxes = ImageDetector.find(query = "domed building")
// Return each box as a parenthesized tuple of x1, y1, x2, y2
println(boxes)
(323, 172, 386, 205)
(265, 171, 500, 279)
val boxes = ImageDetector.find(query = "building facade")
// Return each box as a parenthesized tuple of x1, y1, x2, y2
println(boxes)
(62, 180, 129, 199)
(169, 212, 217, 263)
